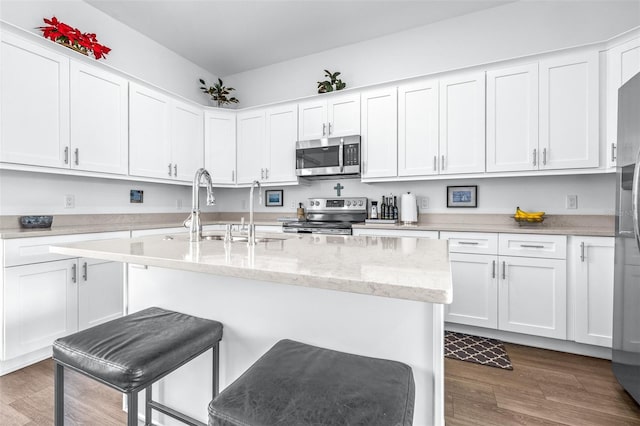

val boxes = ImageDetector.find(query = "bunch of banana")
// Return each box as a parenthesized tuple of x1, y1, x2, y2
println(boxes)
(514, 206, 545, 222)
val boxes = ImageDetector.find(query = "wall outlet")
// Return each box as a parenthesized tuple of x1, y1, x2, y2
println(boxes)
(420, 197, 429, 210)
(176, 199, 183, 209)
(290, 200, 295, 209)
(64, 194, 75, 209)
(241, 199, 247, 210)
(566, 194, 578, 209)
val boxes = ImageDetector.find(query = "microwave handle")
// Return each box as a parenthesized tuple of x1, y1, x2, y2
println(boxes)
(339, 139, 344, 172)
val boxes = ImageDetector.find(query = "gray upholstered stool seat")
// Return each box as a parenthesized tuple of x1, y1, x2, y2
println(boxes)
(53, 306, 223, 426)
(208, 339, 415, 426)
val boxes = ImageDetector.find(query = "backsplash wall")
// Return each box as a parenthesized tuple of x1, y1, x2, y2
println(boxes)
(1, 169, 613, 218)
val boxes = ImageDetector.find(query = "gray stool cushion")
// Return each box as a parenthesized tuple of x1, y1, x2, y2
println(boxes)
(53, 306, 223, 393)
(208, 339, 415, 426)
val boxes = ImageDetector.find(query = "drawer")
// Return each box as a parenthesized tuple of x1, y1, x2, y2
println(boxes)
(352, 228, 438, 239)
(131, 227, 186, 238)
(440, 232, 498, 255)
(498, 233, 566, 259)
(4, 231, 129, 267)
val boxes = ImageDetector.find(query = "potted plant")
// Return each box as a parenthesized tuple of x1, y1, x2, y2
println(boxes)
(37, 16, 111, 60)
(199, 78, 239, 107)
(317, 70, 347, 93)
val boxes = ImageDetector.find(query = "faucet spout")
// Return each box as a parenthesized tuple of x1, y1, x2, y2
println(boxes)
(248, 180, 262, 246)
(188, 168, 215, 242)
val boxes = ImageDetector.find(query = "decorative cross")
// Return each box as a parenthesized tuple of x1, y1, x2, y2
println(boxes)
(334, 183, 344, 196)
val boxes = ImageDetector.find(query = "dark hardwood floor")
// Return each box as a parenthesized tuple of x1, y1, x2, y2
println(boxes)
(445, 343, 640, 425)
(1, 343, 639, 425)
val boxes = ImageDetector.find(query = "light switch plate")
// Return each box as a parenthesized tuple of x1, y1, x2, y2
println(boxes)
(566, 195, 578, 209)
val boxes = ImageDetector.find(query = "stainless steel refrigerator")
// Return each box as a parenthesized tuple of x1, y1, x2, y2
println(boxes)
(613, 70, 640, 403)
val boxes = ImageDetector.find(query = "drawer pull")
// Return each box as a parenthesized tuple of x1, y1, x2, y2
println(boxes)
(82, 262, 88, 281)
(71, 264, 77, 283)
(520, 244, 545, 249)
(580, 242, 585, 262)
(458, 241, 479, 245)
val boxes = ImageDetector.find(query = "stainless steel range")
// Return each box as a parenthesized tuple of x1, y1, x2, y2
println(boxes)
(283, 197, 367, 235)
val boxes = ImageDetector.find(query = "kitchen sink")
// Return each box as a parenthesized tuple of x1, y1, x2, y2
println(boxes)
(202, 234, 285, 243)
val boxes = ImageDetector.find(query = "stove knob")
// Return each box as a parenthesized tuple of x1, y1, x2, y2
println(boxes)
(358, 200, 364, 206)
(346, 200, 351, 206)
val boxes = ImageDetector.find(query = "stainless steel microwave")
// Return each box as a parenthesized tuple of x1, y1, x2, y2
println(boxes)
(295, 135, 360, 179)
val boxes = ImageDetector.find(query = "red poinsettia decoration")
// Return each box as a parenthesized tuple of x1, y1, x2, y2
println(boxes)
(38, 16, 111, 60)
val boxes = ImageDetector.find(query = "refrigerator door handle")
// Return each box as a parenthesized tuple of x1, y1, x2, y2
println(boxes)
(632, 149, 640, 249)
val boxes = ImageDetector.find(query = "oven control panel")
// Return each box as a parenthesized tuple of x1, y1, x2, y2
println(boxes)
(307, 197, 367, 212)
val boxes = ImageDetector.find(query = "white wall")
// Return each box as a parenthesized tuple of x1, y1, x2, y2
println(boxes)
(0, 0, 217, 103)
(0, 170, 210, 215)
(215, 174, 616, 216)
(225, 1, 640, 107)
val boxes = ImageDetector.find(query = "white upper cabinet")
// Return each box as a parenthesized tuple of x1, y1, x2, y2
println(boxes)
(237, 104, 298, 185)
(171, 100, 204, 181)
(361, 87, 398, 179)
(398, 79, 439, 177)
(439, 72, 486, 175)
(205, 110, 236, 185)
(486, 64, 539, 172)
(1, 32, 70, 168)
(298, 94, 360, 140)
(265, 103, 298, 184)
(607, 36, 640, 168)
(236, 110, 265, 184)
(70, 62, 128, 175)
(129, 83, 172, 179)
(129, 82, 203, 182)
(539, 51, 599, 170)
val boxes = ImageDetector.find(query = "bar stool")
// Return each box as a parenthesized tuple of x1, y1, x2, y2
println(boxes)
(208, 339, 415, 426)
(53, 306, 223, 426)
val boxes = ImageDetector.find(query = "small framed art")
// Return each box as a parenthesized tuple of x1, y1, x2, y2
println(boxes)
(447, 186, 477, 208)
(265, 190, 283, 207)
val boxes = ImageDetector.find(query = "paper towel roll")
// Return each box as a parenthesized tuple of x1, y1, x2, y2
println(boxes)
(400, 193, 417, 224)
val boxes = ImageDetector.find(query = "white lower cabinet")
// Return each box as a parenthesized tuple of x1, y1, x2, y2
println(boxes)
(498, 255, 567, 339)
(78, 258, 123, 331)
(3, 259, 78, 360)
(1, 232, 126, 366)
(443, 232, 567, 340)
(570, 236, 614, 347)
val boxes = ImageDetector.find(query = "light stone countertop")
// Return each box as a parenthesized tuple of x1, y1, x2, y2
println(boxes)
(49, 232, 453, 304)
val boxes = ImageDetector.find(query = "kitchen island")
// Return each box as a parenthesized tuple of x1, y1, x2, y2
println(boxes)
(50, 232, 452, 426)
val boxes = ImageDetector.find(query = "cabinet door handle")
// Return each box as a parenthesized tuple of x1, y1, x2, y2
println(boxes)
(533, 148, 537, 167)
(168, 163, 172, 176)
(71, 263, 77, 283)
(261, 168, 264, 180)
(492, 260, 496, 279)
(82, 262, 88, 281)
(322, 123, 326, 136)
(328, 122, 332, 135)
(543, 148, 547, 165)
(74, 148, 79, 165)
(265, 168, 269, 179)
(520, 244, 544, 249)
(502, 261, 506, 280)
(174, 164, 178, 177)
(612, 143, 617, 161)
(64, 147, 69, 164)
(580, 241, 585, 262)
(458, 241, 479, 245)
(231, 170, 235, 181)
(441, 155, 445, 170)
(433, 156, 437, 171)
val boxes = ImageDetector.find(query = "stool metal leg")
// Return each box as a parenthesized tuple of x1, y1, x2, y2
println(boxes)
(54, 362, 64, 426)
(128, 392, 138, 426)
(145, 385, 152, 425)
(212, 342, 219, 397)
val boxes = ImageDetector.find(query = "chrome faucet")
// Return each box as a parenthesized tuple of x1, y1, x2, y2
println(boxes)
(185, 168, 215, 242)
(248, 180, 262, 246)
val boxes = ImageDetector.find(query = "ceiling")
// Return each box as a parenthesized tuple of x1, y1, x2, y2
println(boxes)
(85, 0, 514, 77)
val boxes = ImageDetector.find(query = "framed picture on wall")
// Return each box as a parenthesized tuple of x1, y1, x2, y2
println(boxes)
(265, 190, 283, 207)
(447, 186, 477, 208)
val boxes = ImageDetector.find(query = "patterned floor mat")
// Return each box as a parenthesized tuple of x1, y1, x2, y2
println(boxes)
(445, 331, 513, 370)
